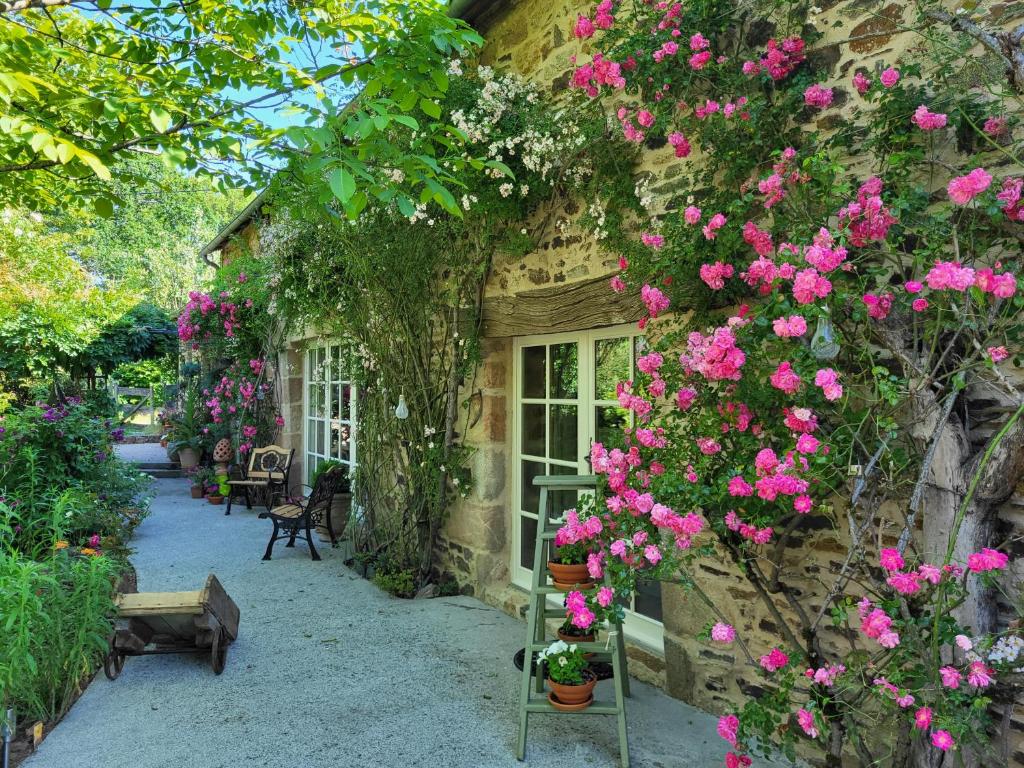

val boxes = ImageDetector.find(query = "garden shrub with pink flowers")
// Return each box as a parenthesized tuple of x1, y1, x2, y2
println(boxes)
(555, 1, 1024, 766)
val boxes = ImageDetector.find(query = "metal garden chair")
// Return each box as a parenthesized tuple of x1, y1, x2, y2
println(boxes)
(259, 465, 347, 561)
(225, 444, 293, 516)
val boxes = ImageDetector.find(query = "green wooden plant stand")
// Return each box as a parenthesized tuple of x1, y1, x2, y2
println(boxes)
(516, 474, 631, 767)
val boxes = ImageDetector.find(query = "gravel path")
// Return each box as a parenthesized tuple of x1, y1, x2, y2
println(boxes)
(23, 479, 760, 768)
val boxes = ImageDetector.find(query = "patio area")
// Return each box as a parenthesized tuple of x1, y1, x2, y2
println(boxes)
(22, 476, 757, 768)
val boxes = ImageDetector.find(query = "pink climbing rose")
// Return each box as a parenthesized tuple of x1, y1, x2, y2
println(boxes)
(912, 105, 947, 130)
(797, 708, 818, 738)
(931, 730, 955, 751)
(880, 67, 900, 87)
(947, 167, 992, 205)
(760, 648, 789, 672)
(711, 622, 736, 644)
(803, 83, 833, 108)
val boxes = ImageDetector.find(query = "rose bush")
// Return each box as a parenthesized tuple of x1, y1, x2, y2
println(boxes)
(559, 2, 1023, 765)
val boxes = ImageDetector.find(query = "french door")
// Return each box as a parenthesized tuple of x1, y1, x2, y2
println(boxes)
(512, 326, 664, 650)
(304, 344, 357, 485)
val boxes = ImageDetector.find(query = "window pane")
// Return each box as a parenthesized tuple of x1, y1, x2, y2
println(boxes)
(339, 384, 352, 420)
(596, 406, 629, 448)
(549, 463, 578, 517)
(522, 346, 545, 398)
(549, 404, 577, 462)
(549, 343, 578, 399)
(307, 423, 316, 453)
(339, 423, 353, 462)
(330, 384, 340, 420)
(635, 580, 663, 622)
(520, 516, 538, 570)
(330, 424, 341, 457)
(521, 403, 545, 456)
(521, 460, 545, 516)
(316, 422, 325, 454)
(595, 337, 630, 400)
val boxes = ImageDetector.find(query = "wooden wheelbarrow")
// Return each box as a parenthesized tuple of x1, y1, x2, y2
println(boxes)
(104, 574, 240, 679)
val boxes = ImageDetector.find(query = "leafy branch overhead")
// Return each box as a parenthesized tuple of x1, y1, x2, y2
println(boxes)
(0, 0, 483, 216)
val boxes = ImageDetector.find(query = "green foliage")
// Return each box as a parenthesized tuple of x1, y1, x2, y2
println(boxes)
(372, 566, 416, 599)
(0, 1, 483, 217)
(112, 356, 177, 389)
(0, 547, 120, 722)
(537, 640, 588, 685)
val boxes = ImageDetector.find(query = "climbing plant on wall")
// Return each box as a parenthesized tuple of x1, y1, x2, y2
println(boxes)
(555, 1, 1024, 766)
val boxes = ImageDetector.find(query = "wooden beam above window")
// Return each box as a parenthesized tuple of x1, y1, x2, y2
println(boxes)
(481, 275, 644, 338)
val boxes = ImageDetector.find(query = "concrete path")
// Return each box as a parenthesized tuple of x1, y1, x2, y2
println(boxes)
(24, 479, 756, 768)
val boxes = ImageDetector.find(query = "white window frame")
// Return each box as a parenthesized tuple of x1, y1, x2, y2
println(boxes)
(512, 325, 664, 652)
(303, 343, 357, 486)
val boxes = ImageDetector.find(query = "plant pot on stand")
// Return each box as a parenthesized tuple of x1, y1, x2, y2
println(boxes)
(547, 561, 595, 591)
(178, 447, 201, 469)
(316, 491, 352, 543)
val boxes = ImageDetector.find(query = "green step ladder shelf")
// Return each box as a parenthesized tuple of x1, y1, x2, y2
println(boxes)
(516, 474, 631, 767)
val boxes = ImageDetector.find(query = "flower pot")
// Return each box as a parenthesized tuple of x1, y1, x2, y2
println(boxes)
(316, 492, 352, 542)
(558, 628, 597, 659)
(207, 495, 224, 505)
(547, 669, 596, 710)
(178, 447, 200, 469)
(160, 439, 169, 448)
(547, 561, 594, 591)
(190, 485, 204, 499)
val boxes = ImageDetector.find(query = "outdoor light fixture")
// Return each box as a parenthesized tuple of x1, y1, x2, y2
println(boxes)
(395, 394, 409, 420)
(810, 311, 840, 360)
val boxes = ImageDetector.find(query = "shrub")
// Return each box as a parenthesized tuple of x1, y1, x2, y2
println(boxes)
(372, 566, 416, 598)
(0, 547, 120, 722)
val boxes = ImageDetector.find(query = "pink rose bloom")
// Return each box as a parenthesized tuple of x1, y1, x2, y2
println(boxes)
(912, 105, 947, 130)
(904, 280, 923, 293)
(641, 232, 664, 248)
(725, 754, 752, 768)
(967, 661, 995, 688)
(793, 495, 813, 513)
(760, 648, 789, 672)
(887, 571, 922, 595)
(853, 71, 871, 94)
(699, 261, 735, 290)
(939, 666, 962, 689)
(931, 730, 955, 751)
(773, 315, 807, 338)
(683, 205, 701, 224)
(644, 544, 662, 565)
(803, 83, 833, 108)
(814, 367, 843, 401)
(983, 116, 1007, 136)
(610, 275, 626, 293)
(918, 564, 942, 584)
(676, 387, 697, 410)
(689, 50, 712, 69)
(728, 476, 754, 497)
(636, 109, 655, 128)
(947, 167, 993, 205)
(770, 362, 802, 394)
(988, 346, 1009, 363)
(596, 586, 614, 607)
(912, 298, 929, 312)
(797, 708, 818, 738)
(879, 548, 905, 571)
(862, 292, 893, 319)
(926, 260, 976, 291)
(573, 15, 595, 38)
(641, 284, 670, 317)
(913, 707, 932, 730)
(880, 67, 900, 87)
(795, 433, 819, 454)
(690, 33, 710, 51)
(668, 131, 691, 158)
(711, 622, 736, 644)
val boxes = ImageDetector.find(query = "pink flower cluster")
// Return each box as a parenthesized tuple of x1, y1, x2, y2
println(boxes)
(571, 54, 625, 98)
(741, 37, 806, 80)
(912, 105, 947, 131)
(699, 261, 734, 290)
(837, 176, 897, 247)
(805, 663, 845, 687)
(857, 597, 900, 648)
(997, 177, 1024, 221)
(803, 83, 833, 108)
(967, 547, 1008, 572)
(680, 326, 746, 381)
(814, 368, 842, 401)
(947, 167, 992, 205)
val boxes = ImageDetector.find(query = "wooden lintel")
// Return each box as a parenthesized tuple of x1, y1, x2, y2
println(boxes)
(481, 275, 643, 338)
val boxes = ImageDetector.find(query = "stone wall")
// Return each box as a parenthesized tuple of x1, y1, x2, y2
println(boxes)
(437, 0, 1024, 763)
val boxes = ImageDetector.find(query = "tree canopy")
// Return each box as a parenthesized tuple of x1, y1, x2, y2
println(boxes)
(0, 0, 483, 217)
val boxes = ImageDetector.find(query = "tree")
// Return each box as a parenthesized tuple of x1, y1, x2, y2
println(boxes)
(0, 0, 483, 217)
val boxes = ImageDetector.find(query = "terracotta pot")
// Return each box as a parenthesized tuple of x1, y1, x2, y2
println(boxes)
(557, 629, 595, 644)
(190, 485, 204, 499)
(547, 561, 594, 591)
(547, 669, 596, 708)
(316, 492, 352, 542)
(207, 495, 224, 505)
(178, 447, 200, 469)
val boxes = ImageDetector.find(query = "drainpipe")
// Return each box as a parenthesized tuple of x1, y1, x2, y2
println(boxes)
(1, 708, 14, 768)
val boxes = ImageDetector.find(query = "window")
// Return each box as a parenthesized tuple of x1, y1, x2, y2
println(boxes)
(304, 344, 356, 485)
(512, 326, 664, 651)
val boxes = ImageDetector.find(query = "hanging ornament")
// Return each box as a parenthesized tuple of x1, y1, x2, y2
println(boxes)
(395, 394, 409, 420)
(810, 311, 840, 360)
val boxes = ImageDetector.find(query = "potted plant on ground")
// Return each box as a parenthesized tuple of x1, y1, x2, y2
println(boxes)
(309, 459, 352, 543)
(186, 466, 205, 499)
(206, 482, 224, 505)
(538, 640, 596, 711)
(167, 383, 204, 468)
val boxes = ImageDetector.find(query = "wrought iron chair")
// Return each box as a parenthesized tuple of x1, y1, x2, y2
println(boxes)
(260, 465, 347, 561)
(225, 445, 293, 516)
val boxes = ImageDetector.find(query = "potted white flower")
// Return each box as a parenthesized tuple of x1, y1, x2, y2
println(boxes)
(538, 639, 595, 711)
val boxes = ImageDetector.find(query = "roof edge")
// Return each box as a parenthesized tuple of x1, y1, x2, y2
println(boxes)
(199, 190, 267, 258)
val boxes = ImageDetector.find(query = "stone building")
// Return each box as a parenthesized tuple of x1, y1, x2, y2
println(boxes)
(200, 0, 1024, 762)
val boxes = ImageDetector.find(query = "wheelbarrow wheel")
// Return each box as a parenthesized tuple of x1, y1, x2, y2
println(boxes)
(104, 647, 125, 680)
(211, 627, 228, 675)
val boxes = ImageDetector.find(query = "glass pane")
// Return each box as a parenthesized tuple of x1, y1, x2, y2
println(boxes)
(316, 422, 325, 454)
(306, 423, 316, 453)
(595, 337, 630, 400)
(596, 406, 629, 448)
(330, 424, 341, 457)
(549, 404, 577, 462)
(330, 384, 340, 420)
(520, 516, 538, 570)
(339, 423, 353, 462)
(521, 403, 545, 457)
(549, 463, 578, 517)
(549, 343, 578, 399)
(635, 580, 663, 622)
(521, 460, 545, 516)
(340, 384, 352, 420)
(522, 346, 545, 398)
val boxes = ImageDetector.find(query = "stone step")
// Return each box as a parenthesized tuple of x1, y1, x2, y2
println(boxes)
(133, 461, 179, 470)
(143, 469, 183, 479)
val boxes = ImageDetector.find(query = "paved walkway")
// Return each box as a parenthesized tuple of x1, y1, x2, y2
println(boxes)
(25, 479, 755, 768)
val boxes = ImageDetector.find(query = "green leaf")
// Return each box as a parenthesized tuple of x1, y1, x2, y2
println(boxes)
(94, 197, 114, 218)
(329, 167, 356, 204)
(419, 98, 441, 119)
(149, 106, 172, 134)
